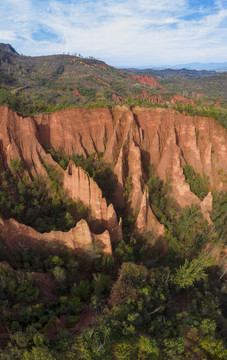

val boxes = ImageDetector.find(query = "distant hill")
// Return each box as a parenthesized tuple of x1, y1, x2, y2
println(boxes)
(0, 43, 167, 113)
(169, 62, 227, 71)
(120, 62, 227, 71)
(122, 68, 218, 79)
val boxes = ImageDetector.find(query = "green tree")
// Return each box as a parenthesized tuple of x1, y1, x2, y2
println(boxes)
(114, 341, 138, 360)
(183, 164, 210, 200)
(173, 255, 214, 288)
(23, 346, 56, 360)
(52, 266, 66, 285)
(138, 336, 160, 360)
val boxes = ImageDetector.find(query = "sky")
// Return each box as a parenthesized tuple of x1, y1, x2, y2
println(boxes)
(0, 0, 226, 67)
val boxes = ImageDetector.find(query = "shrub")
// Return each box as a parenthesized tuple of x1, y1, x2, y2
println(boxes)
(183, 164, 210, 200)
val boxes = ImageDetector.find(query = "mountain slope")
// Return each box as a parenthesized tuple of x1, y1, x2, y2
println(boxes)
(0, 43, 167, 112)
(2, 43, 226, 117)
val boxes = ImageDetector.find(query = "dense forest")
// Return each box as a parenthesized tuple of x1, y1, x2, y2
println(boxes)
(0, 151, 226, 359)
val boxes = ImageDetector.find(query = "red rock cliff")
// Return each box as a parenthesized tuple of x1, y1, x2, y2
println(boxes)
(0, 105, 226, 253)
(130, 74, 165, 89)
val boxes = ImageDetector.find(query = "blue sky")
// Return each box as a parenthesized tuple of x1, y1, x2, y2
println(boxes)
(0, 0, 226, 66)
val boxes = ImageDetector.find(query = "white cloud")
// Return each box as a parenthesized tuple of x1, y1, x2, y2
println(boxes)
(0, 30, 16, 41)
(0, 0, 226, 66)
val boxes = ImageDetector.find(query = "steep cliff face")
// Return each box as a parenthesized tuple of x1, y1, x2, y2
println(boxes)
(0, 106, 122, 252)
(133, 107, 227, 192)
(35, 107, 225, 195)
(0, 106, 49, 177)
(64, 161, 122, 241)
(34, 107, 115, 156)
(130, 74, 165, 89)
(32, 106, 227, 192)
(0, 105, 226, 253)
(33, 105, 227, 227)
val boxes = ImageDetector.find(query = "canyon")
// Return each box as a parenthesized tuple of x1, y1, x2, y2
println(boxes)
(0, 105, 226, 256)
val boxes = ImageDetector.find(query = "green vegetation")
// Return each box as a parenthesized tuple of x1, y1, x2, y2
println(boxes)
(72, 152, 117, 203)
(146, 169, 178, 228)
(46, 148, 70, 170)
(172, 103, 227, 129)
(211, 191, 227, 243)
(47, 148, 117, 203)
(0, 152, 226, 359)
(160, 73, 227, 105)
(183, 164, 210, 200)
(0, 158, 87, 232)
(172, 255, 214, 288)
(182, 165, 227, 244)
(0, 47, 156, 115)
(0, 263, 39, 304)
(0, 236, 226, 360)
(146, 168, 216, 263)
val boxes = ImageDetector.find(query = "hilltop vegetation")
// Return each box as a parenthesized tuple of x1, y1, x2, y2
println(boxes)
(124, 67, 227, 104)
(0, 43, 159, 113)
(0, 43, 226, 126)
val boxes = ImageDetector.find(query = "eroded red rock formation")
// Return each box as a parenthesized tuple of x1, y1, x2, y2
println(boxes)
(139, 91, 195, 105)
(0, 105, 226, 254)
(64, 161, 122, 241)
(169, 94, 195, 105)
(139, 91, 164, 102)
(0, 217, 112, 254)
(93, 76, 111, 88)
(112, 93, 123, 102)
(73, 89, 83, 97)
(130, 74, 165, 89)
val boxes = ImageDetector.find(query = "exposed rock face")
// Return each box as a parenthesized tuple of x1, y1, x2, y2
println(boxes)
(0, 106, 122, 249)
(135, 186, 165, 236)
(94, 231, 112, 255)
(93, 76, 111, 88)
(130, 74, 165, 89)
(0, 43, 19, 55)
(140, 91, 164, 103)
(200, 192, 213, 224)
(0, 217, 112, 255)
(0, 105, 227, 253)
(0, 106, 50, 176)
(112, 93, 123, 102)
(64, 161, 122, 240)
(169, 94, 195, 105)
(34, 107, 115, 156)
(139, 92, 195, 105)
(73, 89, 83, 97)
(133, 107, 227, 193)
